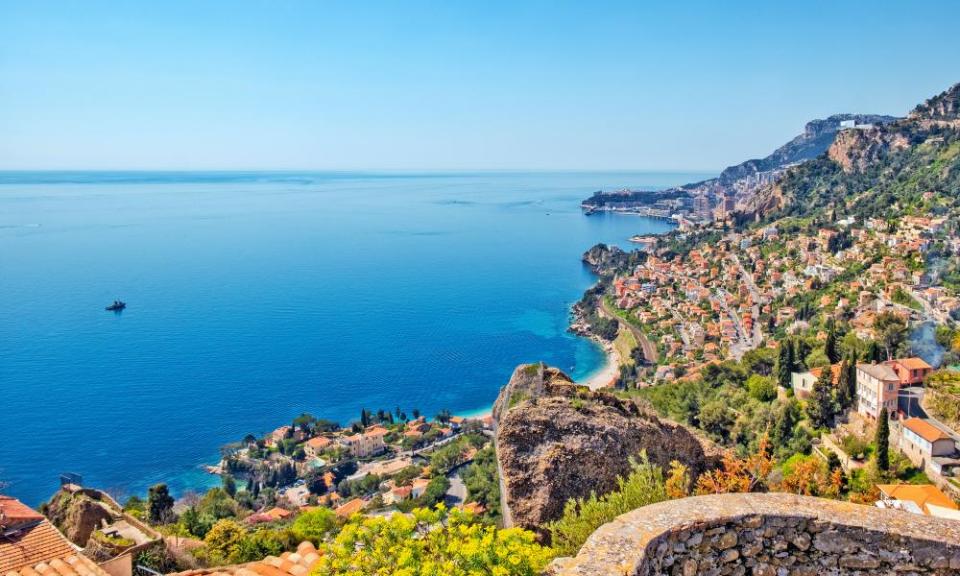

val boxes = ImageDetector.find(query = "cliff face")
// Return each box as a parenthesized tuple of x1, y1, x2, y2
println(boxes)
(581, 243, 627, 274)
(493, 364, 720, 535)
(827, 126, 910, 173)
(42, 489, 115, 546)
(719, 114, 898, 184)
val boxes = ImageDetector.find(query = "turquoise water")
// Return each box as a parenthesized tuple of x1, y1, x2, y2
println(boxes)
(0, 171, 708, 505)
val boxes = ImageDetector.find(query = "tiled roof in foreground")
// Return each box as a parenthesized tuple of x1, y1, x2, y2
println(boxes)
(0, 495, 89, 575)
(169, 541, 319, 576)
(3, 553, 109, 576)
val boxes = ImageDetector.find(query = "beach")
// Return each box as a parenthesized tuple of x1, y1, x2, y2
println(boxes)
(577, 343, 621, 390)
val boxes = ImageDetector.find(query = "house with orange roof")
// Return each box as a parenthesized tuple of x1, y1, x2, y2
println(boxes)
(876, 484, 959, 517)
(0, 495, 111, 576)
(304, 436, 332, 458)
(339, 426, 388, 458)
(334, 498, 366, 518)
(896, 418, 956, 469)
(885, 357, 934, 386)
(411, 478, 432, 499)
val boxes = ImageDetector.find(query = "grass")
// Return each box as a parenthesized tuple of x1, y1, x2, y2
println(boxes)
(613, 326, 638, 366)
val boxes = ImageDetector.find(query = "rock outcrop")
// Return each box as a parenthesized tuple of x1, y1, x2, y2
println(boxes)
(41, 489, 115, 546)
(581, 243, 628, 275)
(493, 363, 720, 535)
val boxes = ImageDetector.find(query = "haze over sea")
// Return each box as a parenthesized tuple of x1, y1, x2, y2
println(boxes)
(0, 170, 708, 505)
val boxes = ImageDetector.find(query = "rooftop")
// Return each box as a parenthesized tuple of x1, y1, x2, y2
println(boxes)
(170, 541, 319, 576)
(877, 483, 958, 515)
(856, 362, 899, 382)
(902, 417, 952, 443)
(0, 496, 99, 576)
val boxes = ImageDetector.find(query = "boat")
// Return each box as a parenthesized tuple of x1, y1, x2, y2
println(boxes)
(105, 300, 126, 311)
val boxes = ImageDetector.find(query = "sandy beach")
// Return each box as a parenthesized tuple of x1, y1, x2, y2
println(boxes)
(577, 343, 621, 390)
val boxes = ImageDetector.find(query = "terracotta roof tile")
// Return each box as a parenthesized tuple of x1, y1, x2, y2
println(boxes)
(0, 496, 82, 574)
(903, 418, 952, 443)
(166, 541, 319, 576)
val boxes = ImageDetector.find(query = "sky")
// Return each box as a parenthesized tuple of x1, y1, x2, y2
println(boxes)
(1, 1, 958, 171)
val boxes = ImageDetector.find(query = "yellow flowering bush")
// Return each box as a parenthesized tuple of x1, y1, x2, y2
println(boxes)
(311, 504, 554, 576)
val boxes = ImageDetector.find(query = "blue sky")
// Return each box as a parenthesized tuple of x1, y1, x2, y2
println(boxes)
(1, 1, 958, 171)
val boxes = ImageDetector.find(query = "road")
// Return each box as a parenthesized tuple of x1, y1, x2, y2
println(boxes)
(899, 386, 960, 444)
(599, 298, 657, 364)
(444, 461, 469, 507)
(730, 254, 763, 348)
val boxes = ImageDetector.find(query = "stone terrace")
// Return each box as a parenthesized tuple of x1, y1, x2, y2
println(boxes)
(550, 493, 960, 575)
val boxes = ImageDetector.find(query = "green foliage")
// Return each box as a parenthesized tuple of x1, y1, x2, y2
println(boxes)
(547, 456, 667, 556)
(313, 506, 553, 576)
(805, 367, 835, 429)
(876, 408, 890, 472)
(291, 508, 337, 546)
(148, 484, 175, 524)
(460, 445, 501, 520)
(746, 374, 777, 402)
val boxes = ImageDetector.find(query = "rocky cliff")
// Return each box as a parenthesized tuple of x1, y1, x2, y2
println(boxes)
(493, 363, 720, 535)
(40, 488, 115, 546)
(747, 81, 960, 219)
(582, 113, 897, 211)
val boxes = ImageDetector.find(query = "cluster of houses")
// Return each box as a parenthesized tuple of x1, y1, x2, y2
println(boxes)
(607, 207, 960, 387)
(793, 356, 960, 488)
(246, 413, 492, 515)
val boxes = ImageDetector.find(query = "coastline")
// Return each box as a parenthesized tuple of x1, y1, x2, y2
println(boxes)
(576, 341, 621, 390)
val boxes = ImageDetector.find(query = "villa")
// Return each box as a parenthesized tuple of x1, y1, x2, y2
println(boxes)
(855, 363, 900, 419)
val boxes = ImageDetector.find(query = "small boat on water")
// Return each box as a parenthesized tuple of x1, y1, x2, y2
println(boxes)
(105, 300, 126, 311)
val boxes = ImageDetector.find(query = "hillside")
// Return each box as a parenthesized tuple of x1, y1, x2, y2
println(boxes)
(582, 113, 897, 211)
(749, 82, 960, 220)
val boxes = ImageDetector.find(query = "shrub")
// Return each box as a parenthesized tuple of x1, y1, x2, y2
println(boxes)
(312, 505, 553, 575)
(547, 455, 668, 556)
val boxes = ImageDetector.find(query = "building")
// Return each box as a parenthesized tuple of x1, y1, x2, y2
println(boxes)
(790, 364, 841, 398)
(897, 418, 956, 469)
(334, 497, 366, 518)
(855, 363, 900, 419)
(885, 357, 934, 386)
(304, 436, 332, 458)
(0, 495, 111, 576)
(339, 425, 388, 458)
(876, 484, 959, 518)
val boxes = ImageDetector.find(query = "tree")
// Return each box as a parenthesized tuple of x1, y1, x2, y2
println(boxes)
(746, 374, 777, 402)
(147, 484, 175, 524)
(203, 519, 247, 563)
(696, 435, 775, 495)
(805, 368, 835, 429)
(776, 342, 792, 389)
(874, 312, 908, 360)
(291, 507, 337, 546)
(835, 358, 854, 409)
(825, 327, 839, 363)
(221, 474, 237, 497)
(876, 407, 890, 472)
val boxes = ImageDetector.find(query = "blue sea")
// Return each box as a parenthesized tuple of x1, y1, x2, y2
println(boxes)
(0, 171, 710, 505)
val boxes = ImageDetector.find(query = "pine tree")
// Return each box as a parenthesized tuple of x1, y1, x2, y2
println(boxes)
(147, 483, 175, 524)
(776, 342, 792, 389)
(836, 358, 852, 408)
(876, 407, 890, 472)
(360, 408, 370, 427)
(825, 328, 839, 363)
(806, 368, 835, 429)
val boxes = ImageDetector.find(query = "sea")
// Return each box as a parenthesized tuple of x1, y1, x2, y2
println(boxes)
(0, 170, 712, 505)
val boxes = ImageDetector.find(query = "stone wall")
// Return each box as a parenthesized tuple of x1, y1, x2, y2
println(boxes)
(550, 493, 960, 575)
